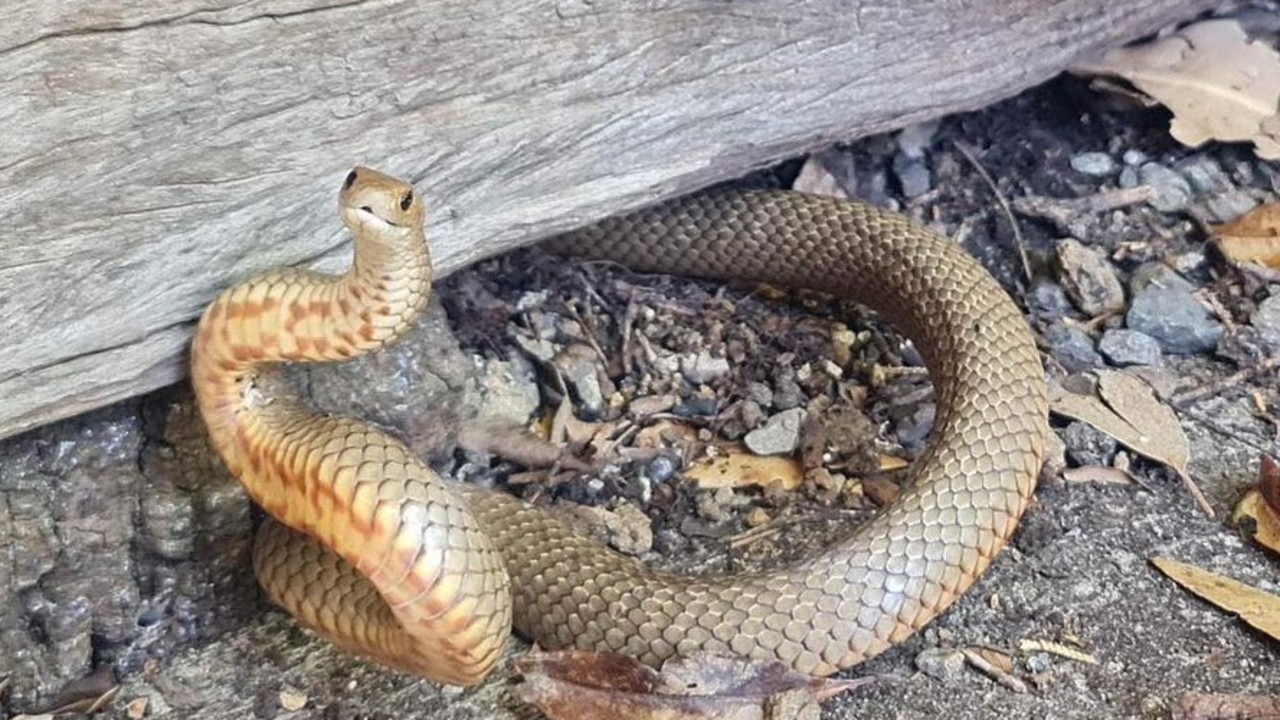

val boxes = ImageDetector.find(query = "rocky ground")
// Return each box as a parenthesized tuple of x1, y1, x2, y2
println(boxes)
(2, 60, 1279, 720)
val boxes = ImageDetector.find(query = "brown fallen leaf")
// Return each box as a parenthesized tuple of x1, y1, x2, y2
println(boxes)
(1061, 465, 1137, 487)
(1072, 19, 1280, 159)
(516, 650, 883, 720)
(1173, 693, 1280, 720)
(1231, 455, 1280, 557)
(685, 449, 804, 491)
(1151, 557, 1280, 641)
(457, 421, 594, 472)
(1211, 201, 1280, 269)
(1049, 370, 1209, 515)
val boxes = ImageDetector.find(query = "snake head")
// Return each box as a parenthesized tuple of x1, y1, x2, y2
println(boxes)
(338, 166, 426, 241)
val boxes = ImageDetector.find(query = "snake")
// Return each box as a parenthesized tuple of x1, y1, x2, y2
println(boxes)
(191, 166, 1047, 686)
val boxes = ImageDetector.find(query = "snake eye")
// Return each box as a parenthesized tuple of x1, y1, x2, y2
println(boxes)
(344, 170, 358, 189)
(399, 191, 414, 211)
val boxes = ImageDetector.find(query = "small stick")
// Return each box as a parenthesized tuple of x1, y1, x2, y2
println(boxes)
(954, 141, 1032, 284)
(1171, 354, 1280, 406)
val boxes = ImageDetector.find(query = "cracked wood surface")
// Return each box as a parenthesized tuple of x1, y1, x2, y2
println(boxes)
(0, 0, 1218, 439)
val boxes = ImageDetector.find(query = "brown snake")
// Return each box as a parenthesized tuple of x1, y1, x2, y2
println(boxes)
(192, 167, 1047, 686)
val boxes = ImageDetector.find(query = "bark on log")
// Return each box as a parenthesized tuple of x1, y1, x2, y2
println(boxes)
(0, 0, 1218, 439)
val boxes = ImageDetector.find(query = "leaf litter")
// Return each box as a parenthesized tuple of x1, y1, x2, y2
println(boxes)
(1072, 19, 1280, 159)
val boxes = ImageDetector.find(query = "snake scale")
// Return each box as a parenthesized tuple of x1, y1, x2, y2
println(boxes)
(191, 167, 1047, 685)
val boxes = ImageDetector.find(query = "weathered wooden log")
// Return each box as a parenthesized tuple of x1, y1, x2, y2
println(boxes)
(0, 0, 1218, 439)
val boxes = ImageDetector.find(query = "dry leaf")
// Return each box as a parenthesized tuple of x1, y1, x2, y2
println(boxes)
(1211, 201, 1280, 269)
(516, 650, 881, 720)
(1061, 465, 1136, 486)
(1049, 371, 1190, 474)
(458, 421, 593, 472)
(685, 449, 804, 491)
(1072, 19, 1280, 159)
(1231, 455, 1280, 557)
(1173, 693, 1280, 720)
(1151, 557, 1280, 641)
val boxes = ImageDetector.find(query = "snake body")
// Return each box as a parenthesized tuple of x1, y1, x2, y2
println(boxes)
(192, 167, 1047, 685)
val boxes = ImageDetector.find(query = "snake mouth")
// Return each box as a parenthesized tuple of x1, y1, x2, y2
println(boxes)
(347, 204, 404, 230)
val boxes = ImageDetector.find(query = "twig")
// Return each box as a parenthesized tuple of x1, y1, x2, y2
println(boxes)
(954, 141, 1031, 284)
(1177, 468, 1216, 520)
(1171, 354, 1280, 406)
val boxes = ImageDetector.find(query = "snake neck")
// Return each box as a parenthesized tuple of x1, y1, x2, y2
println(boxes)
(190, 222, 432, 520)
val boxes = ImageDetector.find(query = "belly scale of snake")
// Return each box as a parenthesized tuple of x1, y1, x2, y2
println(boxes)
(191, 166, 1047, 686)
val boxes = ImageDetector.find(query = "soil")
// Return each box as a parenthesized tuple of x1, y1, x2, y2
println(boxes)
(2, 67, 1279, 720)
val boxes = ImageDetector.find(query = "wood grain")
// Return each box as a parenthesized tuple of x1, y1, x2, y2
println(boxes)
(0, 0, 1218, 439)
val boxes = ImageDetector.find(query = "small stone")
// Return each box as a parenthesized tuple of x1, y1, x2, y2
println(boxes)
(1172, 251, 1207, 275)
(1056, 239, 1125, 315)
(1127, 285, 1223, 355)
(745, 507, 771, 528)
(1129, 263, 1196, 295)
(1028, 281, 1075, 320)
(862, 476, 901, 507)
(680, 352, 731, 384)
(629, 394, 676, 417)
(894, 158, 932, 198)
(1139, 163, 1193, 212)
(1118, 166, 1140, 189)
(1122, 149, 1148, 166)
(553, 343, 604, 415)
(1024, 653, 1052, 674)
(279, 688, 308, 712)
(1070, 151, 1118, 176)
(1063, 421, 1118, 467)
(1252, 295, 1280, 349)
(773, 378, 805, 411)
(915, 648, 967, 682)
(1044, 321, 1103, 372)
(1098, 329, 1163, 366)
(743, 408, 807, 456)
(897, 120, 941, 158)
(743, 381, 774, 408)
(1206, 190, 1258, 224)
(1175, 155, 1231, 194)
(646, 454, 680, 484)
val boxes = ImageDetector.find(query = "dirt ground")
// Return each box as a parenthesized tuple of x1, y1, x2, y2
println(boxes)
(3, 60, 1280, 720)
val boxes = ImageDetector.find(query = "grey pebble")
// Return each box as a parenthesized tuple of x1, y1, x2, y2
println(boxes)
(743, 381, 774, 409)
(773, 378, 806, 411)
(1127, 282, 1222, 355)
(1175, 155, 1231, 194)
(915, 648, 967, 682)
(743, 407, 807, 456)
(1056, 239, 1125, 316)
(1206, 190, 1258, 224)
(1063, 420, 1118, 467)
(893, 155, 932, 198)
(1122, 149, 1148, 166)
(1118, 166, 1140, 189)
(680, 352, 730, 385)
(1139, 163, 1193, 212)
(1252, 295, 1280, 349)
(1029, 281, 1075, 320)
(1044, 321, 1103, 373)
(1070, 151, 1118, 176)
(1098, 329, 1163, 366)
(646, 454, 680, 483)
